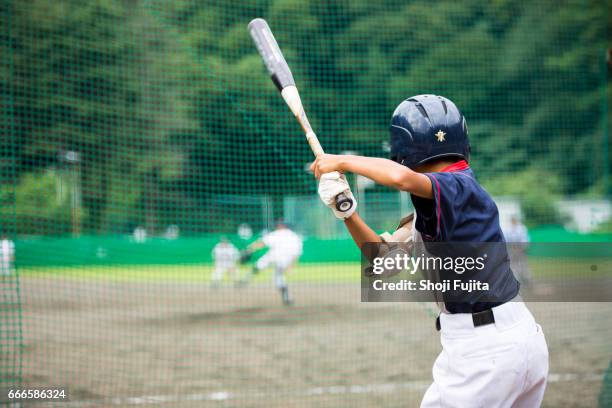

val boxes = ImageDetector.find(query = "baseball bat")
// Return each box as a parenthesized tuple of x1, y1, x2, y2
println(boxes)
(247, 18, 354, 213)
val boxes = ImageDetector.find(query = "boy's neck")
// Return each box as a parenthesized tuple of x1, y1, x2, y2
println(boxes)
(415, 160, 459, 173)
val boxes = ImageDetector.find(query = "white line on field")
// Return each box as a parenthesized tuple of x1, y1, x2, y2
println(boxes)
(44, 372, 604, 407)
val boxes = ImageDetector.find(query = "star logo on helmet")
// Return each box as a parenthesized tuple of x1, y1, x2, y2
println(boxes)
(435, 130, 446, 142)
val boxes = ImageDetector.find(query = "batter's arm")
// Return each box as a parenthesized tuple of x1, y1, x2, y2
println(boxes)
(312, 154, 433, 199)
(344, 212, 381, 249)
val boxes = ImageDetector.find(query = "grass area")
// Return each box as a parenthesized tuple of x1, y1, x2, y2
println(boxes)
(17, 263, 361, 283)
(528, 258, 611, 278)
(16, 258, 610, 283)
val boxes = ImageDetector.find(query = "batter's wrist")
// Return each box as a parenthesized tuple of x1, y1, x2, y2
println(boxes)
(343, 212, 357, 222)
(337, 155, 351, 173)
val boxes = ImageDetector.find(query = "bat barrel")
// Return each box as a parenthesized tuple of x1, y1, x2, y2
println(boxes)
(248, 18, 295, 91)
(248, 18, 354, 214)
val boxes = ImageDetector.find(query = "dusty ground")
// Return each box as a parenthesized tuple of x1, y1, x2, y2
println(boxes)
(12, 277, 612, 407)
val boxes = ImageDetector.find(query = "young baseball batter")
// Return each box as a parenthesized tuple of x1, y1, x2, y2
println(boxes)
(311, 95, 549, 407)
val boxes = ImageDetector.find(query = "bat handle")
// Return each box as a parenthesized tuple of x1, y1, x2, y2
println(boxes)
(335, 192, 354, 212)
(306, 131, 355, 213)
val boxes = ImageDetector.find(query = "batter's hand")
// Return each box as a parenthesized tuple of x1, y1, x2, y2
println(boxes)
(317, 171, 357, 219)
(310, 154, 344, 179)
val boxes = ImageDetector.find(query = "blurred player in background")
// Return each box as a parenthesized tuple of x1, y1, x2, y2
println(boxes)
(504, 216, 532, 286)
(163, 224, 180, 240)
(0, 233, 15, 276)
(239, 221, 303, 305)
(211, 237, 240, 287)
(132, 225, 147, 243)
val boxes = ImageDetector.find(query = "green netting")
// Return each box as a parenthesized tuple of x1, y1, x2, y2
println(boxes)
(1, 0, 611, 406)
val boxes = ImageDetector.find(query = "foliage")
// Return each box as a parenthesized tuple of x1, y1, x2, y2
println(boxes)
(0, 169, 79, 235)
(482, 168, 562, 226)
(595, 218, 612, 234)
(1, 0, 608, 234)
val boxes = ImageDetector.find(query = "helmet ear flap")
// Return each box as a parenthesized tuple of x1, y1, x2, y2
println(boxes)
(389, 124, 415, 166)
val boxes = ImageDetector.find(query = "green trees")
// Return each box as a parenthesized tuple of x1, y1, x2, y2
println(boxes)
(1, 0, 608, 234)
(0, 169, 77, 235)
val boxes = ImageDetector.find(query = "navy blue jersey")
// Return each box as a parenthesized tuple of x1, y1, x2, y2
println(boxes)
(410, 162, 519, 313)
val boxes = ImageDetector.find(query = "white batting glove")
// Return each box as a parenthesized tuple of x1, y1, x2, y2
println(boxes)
(317, 171, 357, 219)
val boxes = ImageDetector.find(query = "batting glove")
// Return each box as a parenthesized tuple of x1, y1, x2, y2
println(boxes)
(317, 171, 357, 220)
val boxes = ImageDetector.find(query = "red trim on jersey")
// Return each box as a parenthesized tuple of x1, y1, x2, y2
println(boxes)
(440, 160, 469, 173)
(430, 175, 442, 238)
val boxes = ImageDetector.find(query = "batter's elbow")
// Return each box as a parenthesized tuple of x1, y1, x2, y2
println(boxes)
(389, 170, 415, 192)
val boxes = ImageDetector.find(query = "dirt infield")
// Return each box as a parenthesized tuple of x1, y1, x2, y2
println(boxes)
(15, 276, 611, 407)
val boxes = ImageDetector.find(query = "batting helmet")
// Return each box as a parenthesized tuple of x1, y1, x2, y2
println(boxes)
(389, 95, 470, 169)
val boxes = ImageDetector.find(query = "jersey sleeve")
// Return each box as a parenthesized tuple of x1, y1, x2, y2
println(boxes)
(411, 172, 463, 241)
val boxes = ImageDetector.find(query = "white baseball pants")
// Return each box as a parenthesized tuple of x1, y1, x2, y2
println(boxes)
(256, 253, 297, 289)
(421, 301, 549, 408)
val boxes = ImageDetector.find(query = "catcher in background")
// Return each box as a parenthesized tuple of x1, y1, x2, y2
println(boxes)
(311, 95, 548, 407)
(239, 220, 303, 305)
(211, 237, 240, 287)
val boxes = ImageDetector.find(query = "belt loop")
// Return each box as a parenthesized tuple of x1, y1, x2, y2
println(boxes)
(435, 315, 441, 331)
